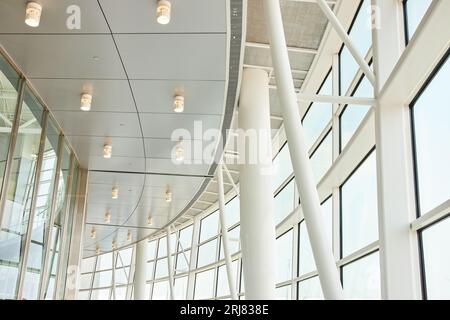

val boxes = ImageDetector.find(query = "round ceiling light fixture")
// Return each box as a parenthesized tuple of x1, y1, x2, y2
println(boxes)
(112, 185, 119, 199)
(80, 93, 92, 111)
(104, 211, 111, 223)
(147, 215, 154, 226)
(96, 246, 101, 255)
(165, 188, 172, 203)
(25, 2, 42, 28)
(103, 143, 112, 159)
(90, 227, 96, 239)
(127, 230, 132, 242)
(175, 138, 184, 162)
(156, 0, 171, 25)
(173, 95, 184, 113)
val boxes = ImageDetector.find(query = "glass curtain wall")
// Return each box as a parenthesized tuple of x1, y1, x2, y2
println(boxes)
(0, 50, 79, 300)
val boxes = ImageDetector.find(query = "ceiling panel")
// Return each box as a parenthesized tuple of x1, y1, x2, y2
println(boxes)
(0, 34, 125, 79)
(30, 79, 135, 112)
(0, 0, 110, 34)
(67, 136, 144, 159)
(114, 33, 227, 80)
(53, 111, 142, 137)
(140, 113, 222, 139)
(146, 158, 212, 176)
(99, 0, 226, 33)
(86, 156, 146, 172)
(131, 80, 225, 115)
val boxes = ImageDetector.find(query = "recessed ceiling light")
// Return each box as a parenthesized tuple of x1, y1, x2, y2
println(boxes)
(103, 143, 112, 159)
(112, 185, 119, 199)
(156, 0, 171, 25)
(112, 240, 117, 250)
(165, 188, 172, 203)
(173, 95, 184, 113)
(104, 211, 111, 223)
(25, 2, 42, 28)
(175, 138, 184, 162)
(127, 230, 132, 242)
(80, 93, 92, 111)
(90, 227, 96, 239)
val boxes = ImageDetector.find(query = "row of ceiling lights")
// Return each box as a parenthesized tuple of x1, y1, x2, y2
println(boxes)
(24, 1, 176, 254)
(25, 0, 172, 28)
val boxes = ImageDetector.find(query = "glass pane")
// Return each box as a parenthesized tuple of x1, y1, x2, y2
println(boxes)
(276, 230, 293, 283)
(272, 144, 293, 191)
(91, 288, 110, 300)
(219, 225, 240, 259)
(197, 238, 217, 268)
(405, 0, 433, 40)
(421, 217, 450, 299)
(174, 276, 188, 300)
(80, 273, 92, 290)
(340, 76, 372, 151)
(303, 104, 332, 151)
(412, 56, 450, 215)
(225, 197, 240, 229)
(216, 260, 238, 297)
(340, 0, 372, 94)
(147, 240, 157, 260)
(81, 256, 96, 273)
(341, 152, 378, 256)
(152, 281, 169, 300)
(175, 249, 190, 274)
(0, 85, 44, 299)
(178, 225, 193, 250)
(115, 267, 130, 285)
(298, 276, 324, 300)
(200, 211, 219, 242)
(194, 269, 215, 300)
(115, 286, 127, 300)
(274, 180, 295, 225)
(93, 270, 112, 288)
(275, 285, 291, 300)
(116, 247, 133, 267)
(342, 251, 381, 299)
(0, 53, 20, 198)
(155, 258, 168, 279)
(96, 252, 112, 271)
(146, 261, 154, 280)
(299, 200, 332, 276)
(23, 118, 60, 300)
(311, 132, 332, 183)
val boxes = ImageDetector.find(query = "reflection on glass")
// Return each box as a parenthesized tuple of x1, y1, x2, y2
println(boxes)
(276, 230, 293, 283)
(0, 86, 44, 299)
(342, 251, 381, 299)
(412, 56, 450, 215)
(178, 225, 193, 250)
(23, 118, 60, 300)
(341, 151, 378, 256)
(298, 276, 324, 300)
(194, 269, 215, 300)
(421, 217, 450, 299)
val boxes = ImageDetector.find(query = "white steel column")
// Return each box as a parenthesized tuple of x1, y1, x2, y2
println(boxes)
(166, 227, 175, 300)
(262, 0, 343, 299)
(371, 0, 421, 299)
(238, 68, 277, 300)
(217, 165, 238, 300)
(133, 239, 148, 300)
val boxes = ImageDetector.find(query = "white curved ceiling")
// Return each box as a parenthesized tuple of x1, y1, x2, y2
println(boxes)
(0, 0, 241, 256)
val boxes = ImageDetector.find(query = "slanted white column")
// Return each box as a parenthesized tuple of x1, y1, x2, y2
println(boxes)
(166, 227, 175, 300)
(217, 165, 238, 300)
(238, 68, 277, 300)
(262, 0, 343, 299)
(371, 0, 421, 299)
(133, 240, 148, 300)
